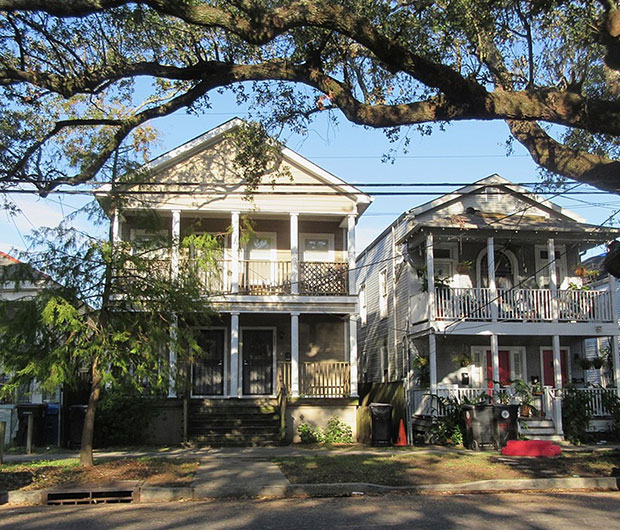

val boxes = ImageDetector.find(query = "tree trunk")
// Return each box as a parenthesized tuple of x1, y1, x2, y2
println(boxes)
(79, 356, 102, 467)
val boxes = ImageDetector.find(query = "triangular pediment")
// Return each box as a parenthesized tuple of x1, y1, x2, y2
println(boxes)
(409, 175, 589, 231)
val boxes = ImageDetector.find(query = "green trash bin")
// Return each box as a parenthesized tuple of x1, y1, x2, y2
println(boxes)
(462, 403, 496, 450)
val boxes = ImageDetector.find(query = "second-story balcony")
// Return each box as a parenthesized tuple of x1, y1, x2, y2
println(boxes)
(145, 258, 350, 296)
(431, 286, 613, 323)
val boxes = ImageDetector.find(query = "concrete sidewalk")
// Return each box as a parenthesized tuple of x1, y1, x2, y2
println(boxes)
(3, 443, 620, 504)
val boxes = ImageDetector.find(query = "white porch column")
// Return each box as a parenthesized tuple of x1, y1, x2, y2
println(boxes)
(112, 208, 121, 244)
(426, 233, 435, 320)
(547, 238, 559, 322)
(171, 210, 180, 281)
(612, 336, 620, 397)
(231, 212, 240, 294)
(347, 214, 356, 295)
(552, 334, 562, 389)
(487, 237, 498, 322)
(291, 312, 300, 397)
(290, 213, 299, 295)
(608, 274, 620, 396)
(349, 315, 358, 397)
(230, 312, 240, 397)
(490, 333, 499, 388)
(168, 211, 181, 399)
(168, 314, 178, 398)
(429, 332, 437, 394)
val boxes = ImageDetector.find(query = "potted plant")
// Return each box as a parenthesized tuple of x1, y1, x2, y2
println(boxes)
(451, 350, 473, 368)
(512, 379, 537, 417)
(456, 260, 473, 274)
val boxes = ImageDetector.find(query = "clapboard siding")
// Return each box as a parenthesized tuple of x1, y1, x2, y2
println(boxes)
(357, 214, 410, 384)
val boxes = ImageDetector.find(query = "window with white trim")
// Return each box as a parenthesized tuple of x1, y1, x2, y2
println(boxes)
(379, 269, 388, 319)
(300, 234, 334, 262)
(359, 284, 367, 326)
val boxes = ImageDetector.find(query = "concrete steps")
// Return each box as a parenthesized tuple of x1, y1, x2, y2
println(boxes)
(519, 417, 564, 442)
(188, 399, 282, 446)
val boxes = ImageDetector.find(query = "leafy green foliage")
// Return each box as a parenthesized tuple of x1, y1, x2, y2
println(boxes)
(601, 390, 620, 441)
(429, 395, 466, 446)
(297, 416, 354, 444)
(297, 422, 324, 444)
(0, 2, 620, 193)
(0, 207, 222, 463)
(562, 386, 594, 444)
(94, 391, 158, 447)
(323, 417, 354, 444)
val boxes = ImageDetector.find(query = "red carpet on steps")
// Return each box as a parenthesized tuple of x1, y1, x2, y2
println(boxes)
(501, 440, 562, 456)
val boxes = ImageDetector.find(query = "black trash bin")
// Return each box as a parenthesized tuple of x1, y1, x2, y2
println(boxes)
(69, 404, 88, 449)
(493, 404, 519, 448)
(16, 403, 47, 448)
(369, 403, 392, 446)
(44, 403, 59, 446)
(462, 403, 495, 450)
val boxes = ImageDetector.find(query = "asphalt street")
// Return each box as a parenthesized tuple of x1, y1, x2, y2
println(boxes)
(1, 492, 619, 529)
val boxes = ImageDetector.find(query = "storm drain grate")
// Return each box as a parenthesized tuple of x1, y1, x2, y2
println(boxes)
(47, 489, 136, 505)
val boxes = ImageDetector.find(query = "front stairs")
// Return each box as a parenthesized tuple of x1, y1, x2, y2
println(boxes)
(188, 399, 283, 446)
(519, 417, 564, 442)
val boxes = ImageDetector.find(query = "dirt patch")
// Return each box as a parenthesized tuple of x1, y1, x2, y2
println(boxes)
(0, 458, 199, 491)
(275, 451, 620, 486)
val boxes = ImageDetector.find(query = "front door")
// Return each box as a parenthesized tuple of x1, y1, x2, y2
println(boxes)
(242, 328, 274, 395)
(486, 350, 511, 388)
(542, 349, 568, 387)
(192, 329, 225, 396)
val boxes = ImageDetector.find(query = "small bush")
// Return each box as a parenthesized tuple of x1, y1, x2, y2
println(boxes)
(562, 386, 593, 444)
(297, 417, 354, 444)
(297, 422, 324, 444)
(601, 390, 620, 441)
(429, 395, 465, 446)
(94, 392, 158, 447)
(323, 417, 354, 444)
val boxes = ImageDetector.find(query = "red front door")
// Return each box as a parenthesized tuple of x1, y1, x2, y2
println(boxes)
(542, 349, 568, 387)
(486, 350, 511, 388)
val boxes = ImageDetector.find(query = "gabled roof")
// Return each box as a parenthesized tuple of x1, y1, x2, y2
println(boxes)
(127, 118, 372, 212)
(408, 174, 584, 223)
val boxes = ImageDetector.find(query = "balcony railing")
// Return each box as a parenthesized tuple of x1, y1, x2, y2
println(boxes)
(434, 287, 613, 323)
(278, 361, 351, 397)
(116, 258, 350, 296)
(239, 260, 291, 295)
(299, 262, 348, 295)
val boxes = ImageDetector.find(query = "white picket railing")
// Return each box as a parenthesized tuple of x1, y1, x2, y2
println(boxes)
(434, 287, 613, 323)
(410, 385, 616, 419)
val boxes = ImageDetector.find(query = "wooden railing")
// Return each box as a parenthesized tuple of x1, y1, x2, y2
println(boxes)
(188, 259, 230, 293)
(573, 387, 618, 416)
(411, 385, 617, 419)
(239, 260, 291, 294)
(278, 361, 292, 395)
(434, 287, 613, 323)
(299, 262, 348, 295)
(278, 361, 350, 397)
(435, 287, 491, 320)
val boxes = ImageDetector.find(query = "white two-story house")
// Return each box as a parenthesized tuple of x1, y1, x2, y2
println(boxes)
(357, 175, 620, 439)
(98, 119, 371, 444)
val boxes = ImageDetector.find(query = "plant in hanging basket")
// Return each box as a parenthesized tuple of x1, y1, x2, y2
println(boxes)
(578, 357, 593, 370)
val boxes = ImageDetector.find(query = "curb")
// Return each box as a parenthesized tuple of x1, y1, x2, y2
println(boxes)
(2, 477, 619, 505)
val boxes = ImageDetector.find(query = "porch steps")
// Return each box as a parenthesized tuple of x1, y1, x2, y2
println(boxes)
(519, 417, 564, 442)
(188, 399, 282, 446)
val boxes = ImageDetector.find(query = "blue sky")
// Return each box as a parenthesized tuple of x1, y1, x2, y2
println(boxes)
(2, 91, 619, 257)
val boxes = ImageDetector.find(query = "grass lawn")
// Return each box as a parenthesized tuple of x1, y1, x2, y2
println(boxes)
(0, 457, 199, 491)
(275, 451, 620, 486)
